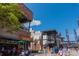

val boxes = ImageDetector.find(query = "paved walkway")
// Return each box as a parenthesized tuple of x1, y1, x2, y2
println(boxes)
(33, 51, 79, 56)
(30, 48, 79, 56)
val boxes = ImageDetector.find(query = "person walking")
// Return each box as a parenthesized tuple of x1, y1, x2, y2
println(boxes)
(19, 50, 25, 56)
(57, 48, 63, 56)
(62, 47, 67, 56)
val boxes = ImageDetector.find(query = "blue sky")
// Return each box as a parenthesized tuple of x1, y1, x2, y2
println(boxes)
(25, 3, 79, 41)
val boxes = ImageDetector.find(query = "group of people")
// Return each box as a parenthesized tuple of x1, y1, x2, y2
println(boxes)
(0, 47, 18, 56)
(0, 47, 31, 56)
(51, 47, 79, 56)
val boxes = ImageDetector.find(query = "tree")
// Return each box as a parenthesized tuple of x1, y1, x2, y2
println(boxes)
(0, 3, 23, 33)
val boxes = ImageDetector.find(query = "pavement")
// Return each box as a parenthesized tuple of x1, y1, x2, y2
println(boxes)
(31, 51, 79, 56)
(29, 49, 79, 56)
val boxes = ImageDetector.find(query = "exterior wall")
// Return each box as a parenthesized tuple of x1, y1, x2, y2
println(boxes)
(30, 40, 42, 51)
(42, 30, 64, 49)
(42, 33, 56, 48)
(30, 31, 42, 51)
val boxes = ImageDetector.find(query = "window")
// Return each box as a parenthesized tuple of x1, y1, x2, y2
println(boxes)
(43, 40, 47, 45)
(43, 35, 48, 39)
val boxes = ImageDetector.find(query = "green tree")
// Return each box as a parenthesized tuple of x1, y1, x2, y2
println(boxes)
(0, 3, 23, 33)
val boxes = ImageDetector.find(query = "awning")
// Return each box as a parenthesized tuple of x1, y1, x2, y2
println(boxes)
(0, 31, 32, 41)
(18, 3, 33, 22)
(0, 32, 18, 40)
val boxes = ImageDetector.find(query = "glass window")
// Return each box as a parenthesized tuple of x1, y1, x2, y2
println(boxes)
(43, 40, 47, 45)
(43, 35, 48, 39)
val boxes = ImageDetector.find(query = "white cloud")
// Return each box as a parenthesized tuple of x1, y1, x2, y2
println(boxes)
(23, 19, 41, 29)
(30, 19, 41, 26)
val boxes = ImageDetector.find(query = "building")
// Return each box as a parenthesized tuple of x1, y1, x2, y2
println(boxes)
(0, 3, 33, 55)
(41, 30, 64, 50)
(30, 30, 42, 51)
(41, 30, 64, 54)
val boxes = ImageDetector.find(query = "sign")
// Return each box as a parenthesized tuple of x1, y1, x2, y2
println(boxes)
(18, 35, 32, 41)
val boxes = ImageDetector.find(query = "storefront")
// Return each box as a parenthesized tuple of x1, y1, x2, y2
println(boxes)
(0, 31, 32, 56)
(0, 39, 18, 51)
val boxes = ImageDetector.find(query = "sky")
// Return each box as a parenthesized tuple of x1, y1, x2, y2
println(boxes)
(25, 3, 79, 41)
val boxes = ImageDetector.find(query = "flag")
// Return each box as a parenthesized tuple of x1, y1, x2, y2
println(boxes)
(74, 29, 78, 43)
(65, 29, 70, 47)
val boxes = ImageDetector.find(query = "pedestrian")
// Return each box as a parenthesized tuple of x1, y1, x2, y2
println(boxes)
(57, 48, 63, 56)
(65, 48, 71, 56)
(19, 50, 25, 56)
(7, 49, 11, 56)
(52, 47, 55, 54)
(25, 50, 29, 56)
(0, 51, 3, 56)
(62, 47, 67, 56)
(77, 48, 79, 56)
(1, 47, 5, 56)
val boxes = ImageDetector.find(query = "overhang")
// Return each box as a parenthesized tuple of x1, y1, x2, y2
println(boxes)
(18, 3, 33, 22)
